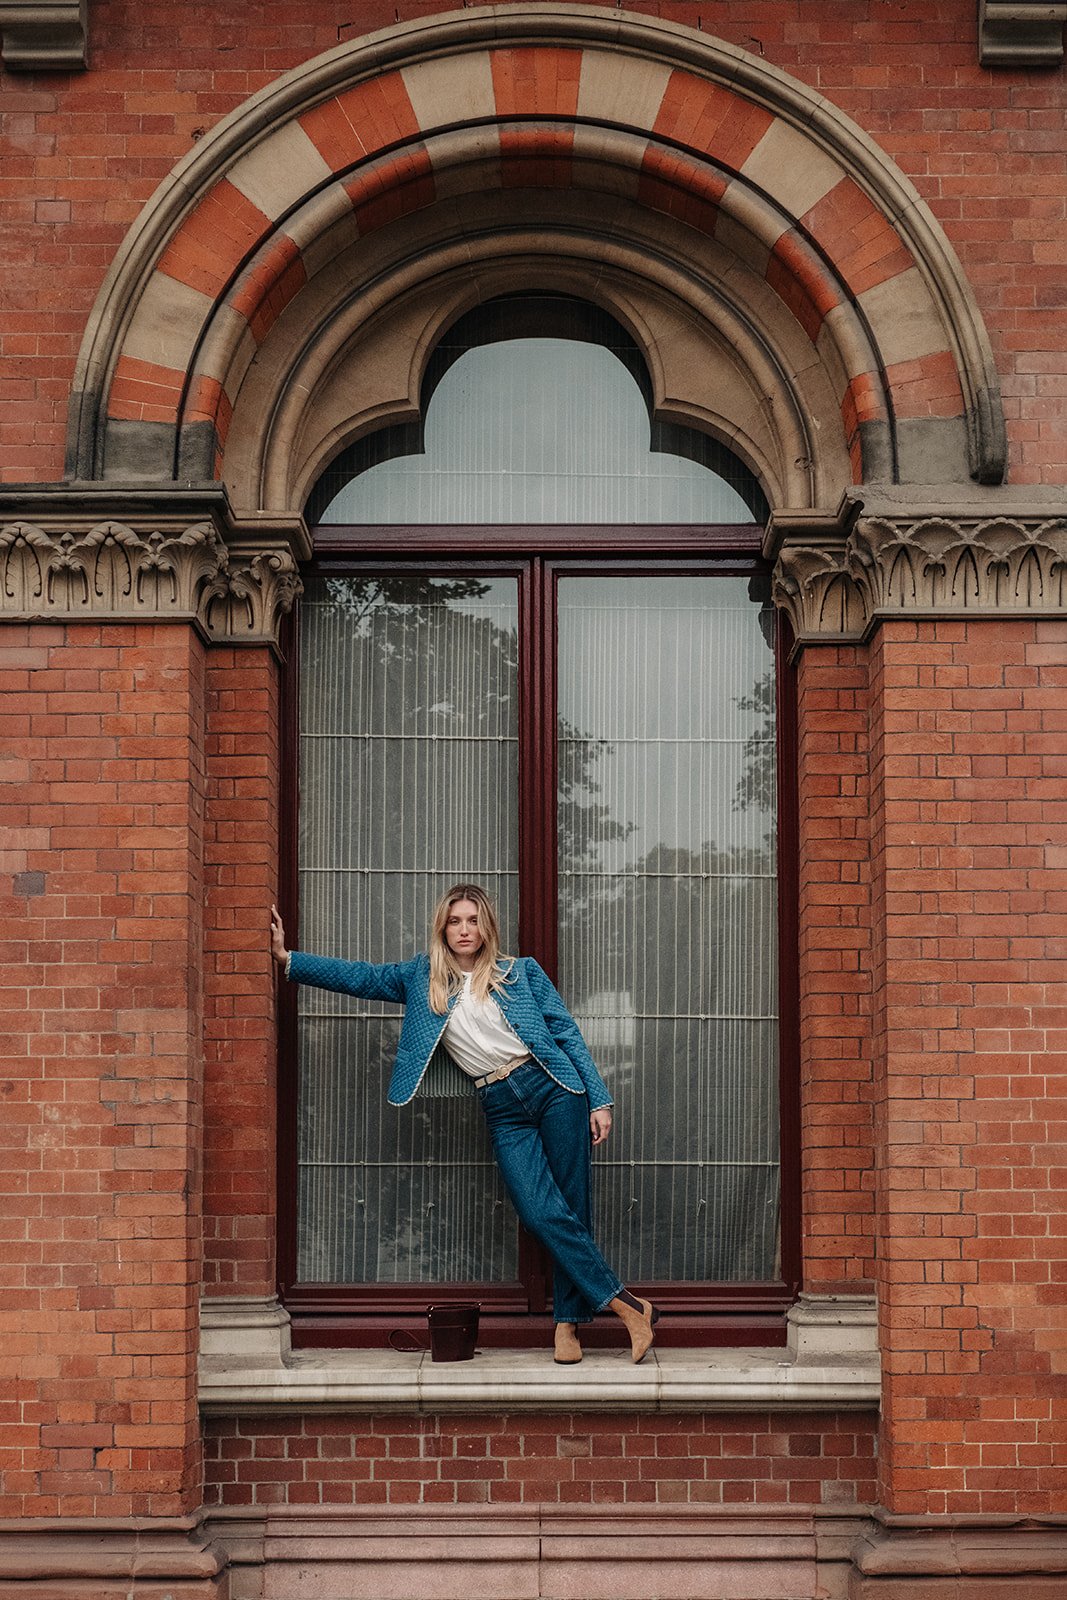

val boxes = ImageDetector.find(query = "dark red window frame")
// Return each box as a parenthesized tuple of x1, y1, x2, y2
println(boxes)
(277, 524, 800, 1349)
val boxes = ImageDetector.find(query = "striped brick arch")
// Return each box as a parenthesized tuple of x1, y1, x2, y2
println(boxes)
(70, 5, 1007, 508)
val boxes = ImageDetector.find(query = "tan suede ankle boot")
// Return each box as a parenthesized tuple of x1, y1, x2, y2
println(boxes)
(609, 1295, 656, 1363)
(553, 1322, 583, 1364)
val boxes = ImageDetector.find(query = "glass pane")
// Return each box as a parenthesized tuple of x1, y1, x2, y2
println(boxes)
(317, 338, 756, 525)
(297, 574, 520, 1283)
(557, 577, 779, 1282)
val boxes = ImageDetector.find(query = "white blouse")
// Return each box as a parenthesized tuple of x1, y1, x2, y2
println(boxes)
(442, 972, 531, 1080)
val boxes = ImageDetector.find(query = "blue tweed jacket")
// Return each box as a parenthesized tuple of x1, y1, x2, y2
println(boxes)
(286, 949, 612, 1110)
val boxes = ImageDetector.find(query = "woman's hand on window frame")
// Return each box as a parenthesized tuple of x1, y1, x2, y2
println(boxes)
(270, 904, 289, 965)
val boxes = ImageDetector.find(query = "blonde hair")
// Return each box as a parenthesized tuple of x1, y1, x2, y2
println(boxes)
(428, 883, 513, 1014)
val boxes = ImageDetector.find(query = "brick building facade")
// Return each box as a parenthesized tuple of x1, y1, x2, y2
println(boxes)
(1, 2, 1065, 1596)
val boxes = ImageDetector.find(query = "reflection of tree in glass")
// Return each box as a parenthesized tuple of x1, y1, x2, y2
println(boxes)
(734, 664, 776, 833)
(597, 838, 779, 1282)
(305, 576, 519, 1283)
(557, 717, 633, 956)
(323, 574, 492, 629)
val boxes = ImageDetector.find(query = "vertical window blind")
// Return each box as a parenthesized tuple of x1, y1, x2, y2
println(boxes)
(557, 578, 779, 1282)
(296, 570, 780, 1290)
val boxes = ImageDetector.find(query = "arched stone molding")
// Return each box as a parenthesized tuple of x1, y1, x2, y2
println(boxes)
(221, 180, 849, 514)
(66, 2, 1007, 511)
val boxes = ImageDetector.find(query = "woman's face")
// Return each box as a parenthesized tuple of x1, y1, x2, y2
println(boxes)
(444, 899, 483, 965)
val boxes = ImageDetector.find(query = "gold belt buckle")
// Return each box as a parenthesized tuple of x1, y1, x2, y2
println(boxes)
(481, 1055, 529, 1086)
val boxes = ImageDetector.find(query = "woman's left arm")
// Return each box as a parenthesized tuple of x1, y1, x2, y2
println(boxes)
(524, 959, 614, 1134)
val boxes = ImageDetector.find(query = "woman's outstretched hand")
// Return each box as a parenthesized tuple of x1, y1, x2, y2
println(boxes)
(270, 905, 289, 966)
(590, 1107, 612, 1146)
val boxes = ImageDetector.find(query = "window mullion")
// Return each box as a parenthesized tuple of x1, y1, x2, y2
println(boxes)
(518, 555, 559, 978)
(515, 556, 559, 1314)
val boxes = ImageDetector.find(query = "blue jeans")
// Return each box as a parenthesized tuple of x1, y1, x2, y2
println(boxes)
(478, 1062, 623, 1324)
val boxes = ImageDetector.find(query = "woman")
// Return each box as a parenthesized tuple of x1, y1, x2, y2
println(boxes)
(270, 883, 657, 1364)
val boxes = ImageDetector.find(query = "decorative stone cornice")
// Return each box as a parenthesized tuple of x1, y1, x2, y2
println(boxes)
(978, 0, 1067, 67)
(770, 492, 1067, 647)
(850, 511, 1067, 615)
(1, 517, 227, 617)
(0, 0, 87, 69)
(0, 487, 304, 647)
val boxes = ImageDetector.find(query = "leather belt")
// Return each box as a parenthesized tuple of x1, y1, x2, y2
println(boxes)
(474, 1055, 531, 1087)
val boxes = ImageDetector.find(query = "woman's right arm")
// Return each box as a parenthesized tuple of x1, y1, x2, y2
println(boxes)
(269, 905, 410, 1002)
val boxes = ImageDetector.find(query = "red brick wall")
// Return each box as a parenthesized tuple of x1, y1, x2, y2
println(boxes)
(0, 621, 206, 1518)
(202, 646, 281, 1297)
(795, 645, 875, 1292)
(1, 0, 1065, 486)
(869, 617, 1067, 1515)
(203, 1411, 877, 1509)
(4, 0, 1067, 1546)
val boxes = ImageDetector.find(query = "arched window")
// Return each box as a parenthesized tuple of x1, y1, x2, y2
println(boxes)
(308, 297, 769, 526)
(282, 297, 795, 1345)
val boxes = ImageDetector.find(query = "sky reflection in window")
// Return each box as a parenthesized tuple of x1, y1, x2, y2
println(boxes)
(317, 338, 756, 525)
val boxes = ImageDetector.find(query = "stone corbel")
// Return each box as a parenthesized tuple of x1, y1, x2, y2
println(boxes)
(978, 0, 1067, 66)
(0, 488, 306, 649)
(0, 0, 87, 69)
(200, 545, 303, 647)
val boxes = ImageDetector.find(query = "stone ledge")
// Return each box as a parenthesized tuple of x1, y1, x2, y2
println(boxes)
(199, 1295, 880, 1415)
(209, 1504, 876, 1600)
(979, 0, 1067, 66)
(0, 0, 87, 70)
(0, 1515, 224, 1584)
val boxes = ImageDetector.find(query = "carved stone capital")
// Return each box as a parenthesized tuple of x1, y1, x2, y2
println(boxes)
(0, 488, 304, 647)
(200, 544, 302, 645)
(979, 0, 1067, 66)
(0, 0, 87, 69)
(773, 538, 868, 645)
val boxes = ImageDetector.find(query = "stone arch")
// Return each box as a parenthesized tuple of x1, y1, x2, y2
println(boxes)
(67, 3, 1007, 513)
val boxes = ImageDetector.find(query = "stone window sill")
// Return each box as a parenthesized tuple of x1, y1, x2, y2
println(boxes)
(199, 1295, 879, 1414)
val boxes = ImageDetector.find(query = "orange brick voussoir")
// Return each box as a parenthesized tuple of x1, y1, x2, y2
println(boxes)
(490, 44, 583, 119)
(841, 370, 889, 476)
(801, 176, 915, 298)
(652, 71, 774, 174)
(183, 375, 233, 451)
(298, 72, 421, 174)
(499, 125, 576, 191)
(107, 355, 187, 425)
(156, 180, 272, 301)
(884, 350, 964, 420)
(766, 229, 843, 344)
(637, 144, 727, 237)
(343, 146, 436, 237)
(226, 233, 310, 348)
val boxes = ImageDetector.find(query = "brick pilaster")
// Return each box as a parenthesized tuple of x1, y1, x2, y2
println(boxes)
(0, 621, 206, 1517)
(202, 646, 281, 1297)
(869, 617, 1067, 1515)
(795, 644, 875, 1292)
